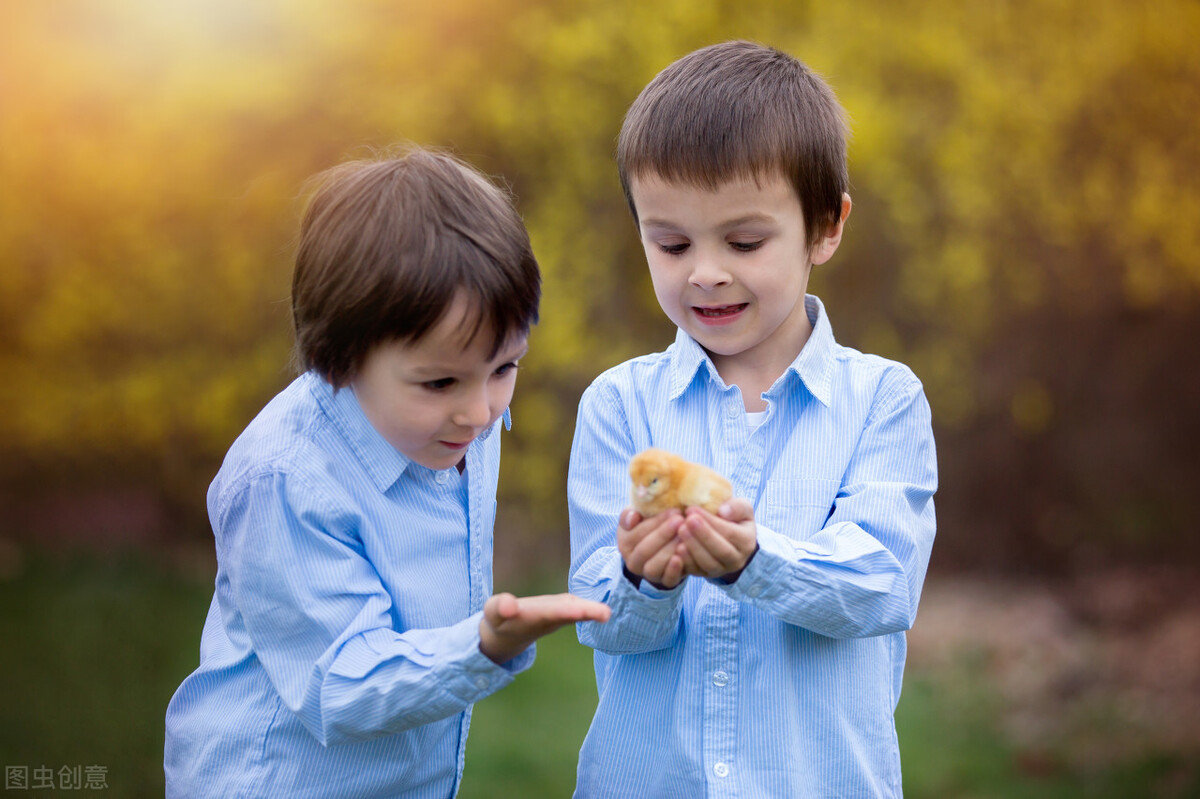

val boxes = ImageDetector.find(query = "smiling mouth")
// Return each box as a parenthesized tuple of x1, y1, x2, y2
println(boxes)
(694, 304, 748, 318)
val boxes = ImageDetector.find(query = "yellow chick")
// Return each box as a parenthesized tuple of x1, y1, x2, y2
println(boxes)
(629, 448, 733, 516)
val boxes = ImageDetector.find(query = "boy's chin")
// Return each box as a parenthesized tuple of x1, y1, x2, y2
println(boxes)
(407, 446, 468, 472)
(687, 329, 746, 358)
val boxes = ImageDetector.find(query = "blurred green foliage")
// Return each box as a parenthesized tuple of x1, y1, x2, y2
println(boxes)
(1, 0, 1198, 571)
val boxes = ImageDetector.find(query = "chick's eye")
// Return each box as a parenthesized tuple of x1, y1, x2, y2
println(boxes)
(649, 477, 658, 486)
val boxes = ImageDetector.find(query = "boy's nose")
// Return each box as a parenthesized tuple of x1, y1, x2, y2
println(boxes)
(453, 389, 493, 429)
(688, 255, 732, 290)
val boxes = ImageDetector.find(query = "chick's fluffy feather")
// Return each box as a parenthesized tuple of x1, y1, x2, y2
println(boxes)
(629, 448, 733, 516)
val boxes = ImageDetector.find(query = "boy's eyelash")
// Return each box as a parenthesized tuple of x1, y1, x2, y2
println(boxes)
(730, 240, 764, 252)
(421, 362, 518, 390)
(658, 241, 763, 255)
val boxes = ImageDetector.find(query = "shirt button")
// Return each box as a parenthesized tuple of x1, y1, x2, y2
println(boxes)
(474, 676, 489, 690)
(713, 762, 730, 778)
(746, 584, 762, 598)
(712, 670, 729, 687)
(436, 470, 451, 485)
(725, 402, 739, 418)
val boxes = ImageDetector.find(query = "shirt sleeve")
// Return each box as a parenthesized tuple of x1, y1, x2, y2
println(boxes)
(214, 468, 534, 747)
(719, 373, 938, 639)
(567, 379, 684, 654)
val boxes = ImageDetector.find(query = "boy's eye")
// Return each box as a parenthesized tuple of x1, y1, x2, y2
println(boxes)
(494, 361, 520, 377)
(659, 242, 690, 256)
(729, 240, 764, 253)
(422, 377, 456, 391)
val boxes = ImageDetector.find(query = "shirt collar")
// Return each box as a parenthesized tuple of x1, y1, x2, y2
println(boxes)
(668, 330, 722, 400)
(307, 372, 412, 493)
(667, 294, 835, 408)
(778, 294, 834, 407)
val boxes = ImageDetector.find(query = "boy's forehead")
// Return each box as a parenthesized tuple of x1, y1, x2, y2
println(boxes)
(630, 170, 799, 217)
(445, 296, 527, 350)
(630, 167, 793, 199)
(405, 318, 528, 368)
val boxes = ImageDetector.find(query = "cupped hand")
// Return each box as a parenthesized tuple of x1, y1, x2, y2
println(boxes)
(675, 497, 758, 582)
(617, 507, 687, 590)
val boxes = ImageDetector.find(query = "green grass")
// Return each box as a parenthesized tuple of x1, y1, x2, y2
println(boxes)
(459, 626, 596, 797)
(896, 661, 1200, 799)
(0, 551, 214, 797)
(1, 553, 1197, 798)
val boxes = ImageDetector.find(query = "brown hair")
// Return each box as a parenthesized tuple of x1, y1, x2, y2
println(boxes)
(617, 40, 849, 248)
(291, 146, 541, 387)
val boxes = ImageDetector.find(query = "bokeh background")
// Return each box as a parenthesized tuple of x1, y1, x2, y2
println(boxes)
(2, 0, 1198, 796)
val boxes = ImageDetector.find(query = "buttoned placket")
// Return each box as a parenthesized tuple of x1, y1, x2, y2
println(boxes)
(463, 446, 485, 614)
(454, 445, 484, 793)
(705, 382, 779, 795)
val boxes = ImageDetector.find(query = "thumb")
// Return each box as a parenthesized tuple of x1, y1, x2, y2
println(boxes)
(484, 592, 519, 625)
(717, 497, 754, 523)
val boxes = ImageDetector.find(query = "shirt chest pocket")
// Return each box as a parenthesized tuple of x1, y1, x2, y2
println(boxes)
(759, 478, 840, 538)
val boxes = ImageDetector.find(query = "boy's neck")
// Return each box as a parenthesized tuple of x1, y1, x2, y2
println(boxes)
(707, 316, 813, 412)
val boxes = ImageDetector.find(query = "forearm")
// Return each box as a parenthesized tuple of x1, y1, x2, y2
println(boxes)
(719, 520, 927, 639)
(309, 613, 534, 745)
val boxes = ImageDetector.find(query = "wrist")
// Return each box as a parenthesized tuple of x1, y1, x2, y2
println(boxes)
(718, 543, 760, 585)
(622, 562, 678, 591)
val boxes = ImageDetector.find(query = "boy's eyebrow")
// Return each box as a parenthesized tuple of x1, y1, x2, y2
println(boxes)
(499, 341, 530, 362)
(408, 364, 458, 378)
(406, 342, 528, 378)
(722, 212, 777, 228)
(640, 212, 777, 230)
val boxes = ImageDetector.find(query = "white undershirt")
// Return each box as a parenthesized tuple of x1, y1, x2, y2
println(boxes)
(746, 410, 768, 430)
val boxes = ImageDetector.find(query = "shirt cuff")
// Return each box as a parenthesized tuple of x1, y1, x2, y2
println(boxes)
(609, 558, 683, 624)
(715, 523, 790, 603)
(621, 563, 682, 599)
(440, 611, 534, 703)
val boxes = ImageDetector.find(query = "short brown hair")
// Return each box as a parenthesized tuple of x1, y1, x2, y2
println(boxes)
(291, 147, 541, 387)
(618, 41, 849, 248)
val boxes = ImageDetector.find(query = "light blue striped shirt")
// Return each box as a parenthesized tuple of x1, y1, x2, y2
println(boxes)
(568, 295, 937, 798)
(165, 371, 531, 798)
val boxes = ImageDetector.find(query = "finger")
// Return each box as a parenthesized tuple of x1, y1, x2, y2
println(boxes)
(628, 514, 683, 569)
(679, 530, 724, 575)
(717, 496, 755, 523)
(639, 535, 684, 583)
(484, 592, 520, 627)
(507, 594, 612, 628)
(618, 508, 678, 551)
(661, 553, 684, 589)
(619, 508, 644, 530)
(683, 512, 743, 572)
(531, 594, 612, 624)
(675, 542, 703, 576)
(582, 600, 613, 623)
(556, 594, 612, 623)
(689, 509, 752, 564)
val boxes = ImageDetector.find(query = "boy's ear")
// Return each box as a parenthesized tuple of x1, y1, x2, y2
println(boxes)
(810, 193, 852, 266)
